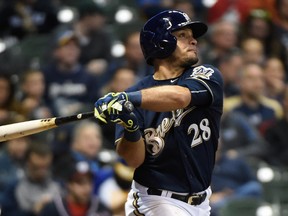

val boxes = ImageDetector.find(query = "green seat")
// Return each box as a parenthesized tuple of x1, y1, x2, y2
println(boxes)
(219, 198, 262, 216)
(0, 34, 51, 74)
(280, 204, 288, 216)
(262, 179, 288, 204)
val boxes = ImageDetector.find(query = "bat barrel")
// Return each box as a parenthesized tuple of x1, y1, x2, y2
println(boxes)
(0, 111, 95, 142)
(0, 118, 57, 142)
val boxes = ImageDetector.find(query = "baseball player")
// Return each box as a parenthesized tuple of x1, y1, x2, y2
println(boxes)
(94, 10, 224, 216)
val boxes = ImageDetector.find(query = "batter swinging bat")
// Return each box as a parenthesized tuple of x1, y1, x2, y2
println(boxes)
(0, 101, 134, 142)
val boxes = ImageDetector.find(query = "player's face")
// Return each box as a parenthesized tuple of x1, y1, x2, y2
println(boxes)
(170, 28, 199, 67)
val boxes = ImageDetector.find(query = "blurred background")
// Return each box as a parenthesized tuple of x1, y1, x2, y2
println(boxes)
(0, 0, 288, 216)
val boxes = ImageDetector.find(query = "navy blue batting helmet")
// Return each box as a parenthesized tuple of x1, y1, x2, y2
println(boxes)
(140, 10, 208, 65)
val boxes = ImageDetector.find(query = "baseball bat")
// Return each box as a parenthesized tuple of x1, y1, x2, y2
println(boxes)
(0, 101, 135, 142)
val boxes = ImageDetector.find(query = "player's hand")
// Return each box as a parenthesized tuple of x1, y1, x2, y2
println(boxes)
(94, 92, 128, 123)
(110, 100, 139, 132)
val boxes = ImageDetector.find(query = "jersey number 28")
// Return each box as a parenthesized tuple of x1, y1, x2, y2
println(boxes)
(187, 118, 211, 148)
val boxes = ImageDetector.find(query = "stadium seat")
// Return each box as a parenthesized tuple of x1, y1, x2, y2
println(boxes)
(219, 198, 263, 216)
(262, 179, 288, 205)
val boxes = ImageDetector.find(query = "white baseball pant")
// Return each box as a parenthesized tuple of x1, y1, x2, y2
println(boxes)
(125, 181, 212, 216)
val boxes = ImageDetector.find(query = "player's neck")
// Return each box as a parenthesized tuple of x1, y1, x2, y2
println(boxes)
(153, 63, 184, 80)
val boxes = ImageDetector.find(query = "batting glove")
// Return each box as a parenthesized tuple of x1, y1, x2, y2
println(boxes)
(110, 101, 139, 132)
(110, 100, 141, 142)
(94, 92, 128, 124)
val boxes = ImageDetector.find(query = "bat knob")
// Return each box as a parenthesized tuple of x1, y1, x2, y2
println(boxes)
(124, 101, 134, 113)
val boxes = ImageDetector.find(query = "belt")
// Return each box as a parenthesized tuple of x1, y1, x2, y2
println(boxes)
(147, 188, 207, 205)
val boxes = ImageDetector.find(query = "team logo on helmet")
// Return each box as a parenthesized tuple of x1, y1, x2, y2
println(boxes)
(163, 18, 172, 30)
(178, 12, 192, 28)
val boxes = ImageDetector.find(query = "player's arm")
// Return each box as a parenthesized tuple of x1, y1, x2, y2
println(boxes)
(126, 83, 212, 112)
(111, 85, 192, 113)
(94, 97, 145, 168)
(113, 108, 145, 168)
(139, 85, 191, 111)
(115, 135, 145, 168)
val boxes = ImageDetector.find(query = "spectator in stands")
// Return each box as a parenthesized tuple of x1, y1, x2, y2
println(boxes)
(53, 1, 112, 76)
(76, 2, 112, 75)
(224, 63, 283, 134)
(0, 137, 29, 199)
(18, 69, 52, 120)
(0, 141, 60, 216)
(273, 0, 288, 69)
(220, 111, 269, 163)
(218, 49, 243, 97)
(0, 73, 24, 126)
(53, 121, 106, 193)
(39, 160, 112, 216)
(241, 38, 266, 65)
(210, 141, 263, 216)
(42, 30, 100, 153)
(264, 85, 288, 167)
(263, 57, 286, 102)
(98, 160, 134, 216)
(200, 20, 239, 67)
(136, 0, 172, 19)
(206, 0, 276, 24)
(42, 30, 99, 117)
(206, 0, 250, 24)
(100, 30, 153, 87)
(101, 67, 136, 96)
(0, 0, 59, 40)
(241, 9, 285, 61)
(172, 0, 196, 20)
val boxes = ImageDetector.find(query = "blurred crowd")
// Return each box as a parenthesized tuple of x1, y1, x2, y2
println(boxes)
(0, 0, 288, 215)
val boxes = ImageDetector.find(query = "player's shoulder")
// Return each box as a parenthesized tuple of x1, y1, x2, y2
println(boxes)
(126, 75, 154, 92)
(184, 64, 223, 84)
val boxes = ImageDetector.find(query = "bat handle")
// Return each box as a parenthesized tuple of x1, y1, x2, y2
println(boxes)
(55, 111, 94, 126)
(55, 101, 134, 126)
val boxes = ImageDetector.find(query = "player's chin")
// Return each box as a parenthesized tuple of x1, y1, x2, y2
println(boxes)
(181, 56, 199, 67)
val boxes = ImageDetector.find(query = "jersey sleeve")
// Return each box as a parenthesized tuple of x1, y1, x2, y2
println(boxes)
(180, 64, 224, 107)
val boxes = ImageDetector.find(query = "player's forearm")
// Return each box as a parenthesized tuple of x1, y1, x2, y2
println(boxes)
(129, 85, 191, 112)
(116, 137, 145, 168)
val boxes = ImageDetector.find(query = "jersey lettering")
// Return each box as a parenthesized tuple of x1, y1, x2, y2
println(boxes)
(144, 107, 196, 156)
(187, 118, 211, 148)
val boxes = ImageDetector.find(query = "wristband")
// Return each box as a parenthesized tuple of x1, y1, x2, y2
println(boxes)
(127, 91, 142, 106)
(124, 129, 141, 142)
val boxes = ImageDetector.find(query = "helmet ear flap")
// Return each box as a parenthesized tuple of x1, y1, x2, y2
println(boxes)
(155, 32, 177, 58)
(140, 30, 177, 64)
(157, 31, 176, 48)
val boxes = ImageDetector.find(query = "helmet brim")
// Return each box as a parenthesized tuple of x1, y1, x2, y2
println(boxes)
(173, 21, 208, 39)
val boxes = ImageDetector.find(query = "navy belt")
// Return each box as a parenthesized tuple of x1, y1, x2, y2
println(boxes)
(147, 188, 207, 205)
